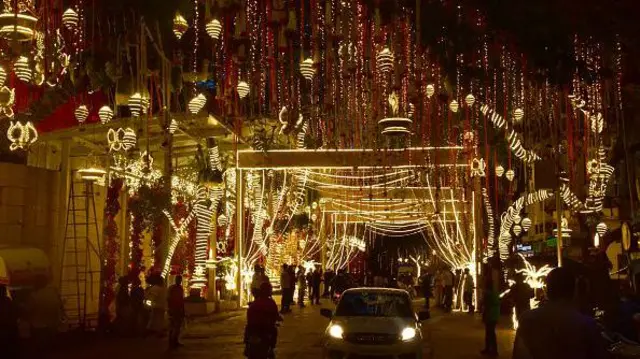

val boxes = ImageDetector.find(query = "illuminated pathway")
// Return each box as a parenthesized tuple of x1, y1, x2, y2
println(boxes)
(41, 301, 514, 359)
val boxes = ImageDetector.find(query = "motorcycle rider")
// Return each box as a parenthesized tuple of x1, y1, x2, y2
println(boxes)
(245, 282, 282, 359)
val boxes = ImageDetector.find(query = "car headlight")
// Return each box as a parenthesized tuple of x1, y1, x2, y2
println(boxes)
(401, 327, 417, 341)
(328, 324, 344, 339)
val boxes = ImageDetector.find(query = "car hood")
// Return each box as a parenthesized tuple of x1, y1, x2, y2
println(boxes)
(332, 316, 415, 334)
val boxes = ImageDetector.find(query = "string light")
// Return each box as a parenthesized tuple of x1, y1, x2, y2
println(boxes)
(480, 104, 540, 162)
(173, 13, 188, 40)
(470, 158, 486, 177)
(237, 81, 250, 99)
(0, 10, 37, 41)
(376, 47, 394, 73)
(74, 104, 88, 123)
(98, 105, 113, 124)
(62, 8, 79, 30)
(300, 58, 315, 80)
(7, 121, 37, 151)
(482, 188, 496, 262)
(206, 18, 222, 40)
(14, 56, 32, 82)
(217, 213, 228, 227)
(188, 93, 207, 114)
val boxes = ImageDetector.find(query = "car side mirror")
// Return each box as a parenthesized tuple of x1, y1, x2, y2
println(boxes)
(320, 308, 333, 319)
(418, 311, 430, 321)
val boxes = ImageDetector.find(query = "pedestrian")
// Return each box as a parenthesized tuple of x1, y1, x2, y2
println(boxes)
(463, 268, 475, 314)
(245, 282, 282, 359)
(311, 268, 322, 305)
(481, 275, 500, 357)
(442, 269, 454, 312)
(251, 265, 267, 300)
(513, 267, 609, 359)
(288, 265, 297, 306)
(324, 269, 335, 297)
(433, 270, 443, 307)
(167, 275, 185, 349)
(297, 266, 307, 308)
(0, 285, 19, 359)
(145, 274, 167, 336)
(420, 272, 433, 310)
(511, 272, 533, 321)
(26, 275, 62, 351)
(114, 276, 131, 336)
(279, 264, 291, 313)
(129, 277, 145, 335)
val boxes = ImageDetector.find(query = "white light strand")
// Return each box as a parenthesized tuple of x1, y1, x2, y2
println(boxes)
(480, 104, 541, 162)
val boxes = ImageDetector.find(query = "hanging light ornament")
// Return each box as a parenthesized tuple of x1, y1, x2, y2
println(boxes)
(521, 218, 532, 232)
(7, 121, 37, 151)
(128, 92, 148, 117)
(173, 13, 188, 40)
(188, 93, 207, 114)
(425, 84, 435, 99)
(299, 58, 315, 80)
(61, 8, 79, 30)
(513, 214, 522, 225)
(495, 165, 505, 177)
(505, 169, 515, 182)
(217, 213, 228, 227)
(590, 113, 604, 134)
(449, 100, 459, 113)
(14, 56, 32, 82)
(169, 119, 179, 134)
(0, 2, 38, 41)
(464, 94, 475, 107)
(376, 47, 394, 73)
(74, 104, 89, 123)
(596, 222, 608, 237)
(513, 225, 523, 236)
(122, 128, 137, 151)
(205, 18, 222, 40)
(237, 81, 250, 99)
(513, 108, 524, 122)
(98, 105, 113, 124)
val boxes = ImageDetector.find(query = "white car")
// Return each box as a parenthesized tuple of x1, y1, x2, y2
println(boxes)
(321, 288, 430, 359)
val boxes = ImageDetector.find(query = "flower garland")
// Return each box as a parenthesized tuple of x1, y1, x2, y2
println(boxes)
(100, 178, 123, 324)
(128, 196, 145, 280)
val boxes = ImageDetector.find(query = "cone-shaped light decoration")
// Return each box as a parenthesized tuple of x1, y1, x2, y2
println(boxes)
(122, 128, 137, 151)
(14, 56, 32, 82)
(513, 225, 523, 236)
(169, 119, 179, 134)
(521, 217, 532, 232)
(426, 84, 435, 99)
(62, 8, 79, 30)
(237, 81, 250, 99)
(514, 108, 524, 122)
(206, 18, 222, 40)
(505, 169, 515, 181)
(465, 94, 475, 107)
(376, 47, 394, 73)
(449, 100, 459, 113)
(188, 93, 207, 114)
(128, 92, 144, 117)
(495, 165, 505, 177)
(98, 105, 113, 124)
(74, 105, 89, 123)
(300, 58, 315, 80)
(173, 13, 188, 39)
(596, 222, 607, 237)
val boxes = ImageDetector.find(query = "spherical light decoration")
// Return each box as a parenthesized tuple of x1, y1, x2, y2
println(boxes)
(426, 84, 435, 99)
(14, 56, 32, 82)
(62, 8, 79, 30)
(98, 105, 113, 124)
(464, 94, 475, 107)
(169, 119, 179, 134)
(590, 113, 604, 134)
(376, 47, 394, 73)
(237, 81, 250, 99)
(495, 165, 505, 177)
(596, 222, 607, 237)
(513, 108, 524, 122)
(122, 128, 137, 151)
(206, 18, 222, 40)
(513, 214, 522, 225)
(449, 100, 459, 113)
(188, 93, 207, 114)
(521, 217, 532, 232)
(0, 66, 7, 85)
(505, 169, 515, 181)
(217, 213, 228, 227)
(74, 105, 89, 123)
(299, 58, 316, 80)
(513, 224, 523, 236)
(173, 13, 188, 40)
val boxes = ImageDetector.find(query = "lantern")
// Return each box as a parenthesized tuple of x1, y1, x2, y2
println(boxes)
(169, 119, 179, 134)
(206, 18, 222, 40)
(98, 105, 113, 124)
(376, 47, 394, 73)
(237, 81, 250, 99)
(449, 100, 459, 113)
(426, 84, 435, 99)
(596, 222, 607, 237)
(74, 105, 89, 123)
(173, 13, 188, 40)
(188, 93, 207, 114)
(14, 56, 32, 82)
(521, 217, 532, 232)
(513, 108, 524, 122)
(62, 8, 79, 30)
(122, 128, 137, 151)
(513, 225, 523, 236)
(465, 94, 475, 107)
(505, 169, 515, 181)
(300, 58, 315, 80)
(128, 92, 148, 117)
(495, 165, 505, 177)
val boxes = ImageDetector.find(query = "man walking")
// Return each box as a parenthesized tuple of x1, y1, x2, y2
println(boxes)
(311, 268, 322, 305)
(442, 269, 454, 312)
(279, 264, 291, 313)
(463, 268, 475, 314)
(167, 275, 185, 349)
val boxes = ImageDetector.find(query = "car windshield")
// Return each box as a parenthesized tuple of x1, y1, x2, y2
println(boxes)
(334, 291, 414, 318)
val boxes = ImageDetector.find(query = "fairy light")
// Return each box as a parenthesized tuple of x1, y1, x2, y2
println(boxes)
(0, 86, 15, 118)
(513, 108, 524, 122)
(480, 104, 540, 162)
(209, 145, 222, 171)
(521, 217, 532, 232)
(0, 66, 6, 85)
(206, 18, 222, 40)
(559, 182, 585, 211)
(74, 104, 88, 123)
(191, 186, 223, 288)
(78, 167, 106, 182)
(188, 93, 207, 114)
(590, 112, 604, 134)
(7, 121, 37, 151)
(470, 158, 486, 177)
(482, 188, 495, 261)
(128, 92, 147, 117)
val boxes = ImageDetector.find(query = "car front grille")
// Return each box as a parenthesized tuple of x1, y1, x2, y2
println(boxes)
(344, 332, 399, 345)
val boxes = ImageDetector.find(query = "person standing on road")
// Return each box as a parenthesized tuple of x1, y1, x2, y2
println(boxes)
(512, 267, 608, 359)
(297, 266, 307, 308)
(324, 269, 335, 296)
(251, 265, 268, 300)
(311, 268, 322, 305)
(167, 275, 185, 349)
(279, 264, 291, 313)
(288, 266, 297, 306)
(463, 268, 475, 314)
(145, 274, 167, 337)
(442, 269, 454, 312)
(0, 285, 19, 359)
(481, 276, 500, 357)
(511, 272, 533, 321)
(420, 272, 433, 310)
(130, 277, 145, 335)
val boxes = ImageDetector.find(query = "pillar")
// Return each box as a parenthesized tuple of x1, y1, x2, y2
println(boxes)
(235, 169, 244, 307)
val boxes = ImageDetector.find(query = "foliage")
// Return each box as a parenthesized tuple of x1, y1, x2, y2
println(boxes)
(127, 180, 172, 228)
